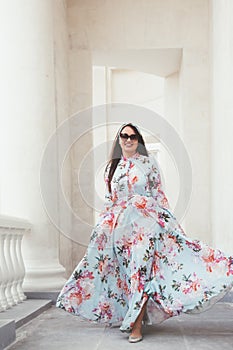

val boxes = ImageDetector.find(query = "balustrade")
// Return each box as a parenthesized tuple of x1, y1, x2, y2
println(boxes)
(0, 216, 31, 312)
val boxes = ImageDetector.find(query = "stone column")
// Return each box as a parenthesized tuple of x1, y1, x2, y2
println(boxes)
(210, 0, 233, 255)
(0, 0, 67, 291)
(164, 72, 182, 225)
(179, 49, 211, 244)
(58, 43, 94, 276)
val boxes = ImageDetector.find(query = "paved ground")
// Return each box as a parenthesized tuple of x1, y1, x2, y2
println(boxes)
(6, 303, 233, 350)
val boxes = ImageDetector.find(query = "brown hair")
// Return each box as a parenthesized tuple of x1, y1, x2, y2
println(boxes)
(105, 123, 148, 193)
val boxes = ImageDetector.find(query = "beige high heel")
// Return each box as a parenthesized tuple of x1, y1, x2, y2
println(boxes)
(128, 334, 143, 343)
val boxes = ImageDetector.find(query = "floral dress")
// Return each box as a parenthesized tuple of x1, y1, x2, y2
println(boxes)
(56, 152, 233, 332)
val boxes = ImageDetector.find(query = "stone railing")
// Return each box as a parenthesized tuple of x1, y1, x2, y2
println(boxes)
(0, 215, 31, 312)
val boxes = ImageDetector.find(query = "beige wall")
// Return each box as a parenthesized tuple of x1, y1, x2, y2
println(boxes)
(67, 0, 208, 50)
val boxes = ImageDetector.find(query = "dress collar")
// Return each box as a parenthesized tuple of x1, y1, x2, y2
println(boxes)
(121, 152, 141, 161)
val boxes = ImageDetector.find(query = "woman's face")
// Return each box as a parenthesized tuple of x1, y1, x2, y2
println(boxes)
(119, 126, 139, 156)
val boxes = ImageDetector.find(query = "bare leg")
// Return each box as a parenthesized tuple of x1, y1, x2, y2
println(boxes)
(130, 301, 147, 338)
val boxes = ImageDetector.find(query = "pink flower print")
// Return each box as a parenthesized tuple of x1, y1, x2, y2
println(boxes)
(158, 219, 165, 227)
(97, 255, 110, 273)
(186, 240, 202, 252)
(157, 185, 169, 208)
(93, 301, 113, 321)
(182, 273, 201, 294)
(117, 278, 123, 289)
(82, 270, 95, 280)
(67, 306, 74, 313)
(129, 162, 135, 169)
(134, 197, 147, 209)
(227, 257, 233, 276)
(74, 271, 95, 303)
(160, 197, 169, 208)
(227, 266, 233, 276)
(69, 291, 85, 305)
(96, 233, 107, 251)
(83, 280, 95, 295)
(131, 271, 140, 291)
(202, 248, 222, 273)
(101, 302, 110, 313)
(133, 228, 145, 245)
(190, 279, 201, 292)
(128, 174, 138, 192)
(103, 212, 115, 230)
(117, 278, 130, 295)
(158, 212, 165, 227)
(131, 175, 138, 184)
(112, 190, 118, 202)
(119, 200, 127, 209)
(152, 261, 159, 276)
(117, 235, 133, 256)
(153, 291, 163, 304)
(157, 211, 170, 228)
(131, 271, 145, 292)
(145, 197, 157, 211)
(161, 236, 175, 255)
(123, 280, 130, 296)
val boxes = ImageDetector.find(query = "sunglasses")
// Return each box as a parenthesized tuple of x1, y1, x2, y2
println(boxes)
(120, 133, 138, 141)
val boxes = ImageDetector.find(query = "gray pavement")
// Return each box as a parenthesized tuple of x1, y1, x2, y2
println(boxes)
(6, 303, 233, 350)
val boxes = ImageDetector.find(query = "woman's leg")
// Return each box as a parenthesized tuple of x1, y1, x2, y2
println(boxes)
(130, 301, 147, 338)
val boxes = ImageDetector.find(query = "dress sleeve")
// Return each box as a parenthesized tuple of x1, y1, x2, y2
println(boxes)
(148, 155, 170, 209)
(103, 164, 113, 211)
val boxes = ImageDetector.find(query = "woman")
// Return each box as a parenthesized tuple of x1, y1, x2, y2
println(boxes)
(56, 123, 233, 343)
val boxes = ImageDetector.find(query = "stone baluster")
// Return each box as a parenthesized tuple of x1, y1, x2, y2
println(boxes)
(16, 231, 27, 302)
(4, 230, 16, 307)
(0, 230, 10, 310)
(10, 229, 22, 303)
(0, 216, 29, 312)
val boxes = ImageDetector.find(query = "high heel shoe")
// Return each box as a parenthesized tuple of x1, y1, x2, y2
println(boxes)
(128, 335, 143, 343)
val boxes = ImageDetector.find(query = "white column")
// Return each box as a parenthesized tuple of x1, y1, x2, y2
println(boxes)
(58, 41, 94, 273)
(210, 0, 233, 255)
(179, 49, 211, 244)
(164, 73, 183, 225)
(0, 0, 66, 291)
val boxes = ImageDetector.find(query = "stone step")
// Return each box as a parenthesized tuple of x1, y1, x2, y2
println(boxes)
(0, 320, 15, 350)
(0, 299, 52, 350)
(25, 291, 59, 305)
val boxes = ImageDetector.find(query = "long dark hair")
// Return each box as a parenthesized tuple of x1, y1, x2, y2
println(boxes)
(105, 123, 148, 193)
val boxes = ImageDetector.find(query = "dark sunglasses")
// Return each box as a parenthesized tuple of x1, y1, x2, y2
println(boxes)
(120, 133, 138, 141)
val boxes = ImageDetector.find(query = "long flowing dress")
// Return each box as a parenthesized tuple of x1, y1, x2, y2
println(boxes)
(56, 152, 233, 332)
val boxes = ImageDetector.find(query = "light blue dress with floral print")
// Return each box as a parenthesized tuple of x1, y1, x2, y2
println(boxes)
(56, 152, 233, 331)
